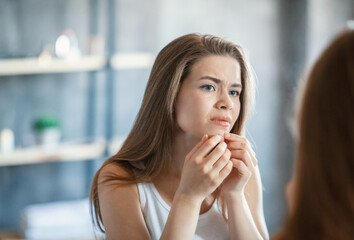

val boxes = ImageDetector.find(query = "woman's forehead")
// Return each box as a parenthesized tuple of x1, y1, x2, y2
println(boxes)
(188, 55, 242, 84)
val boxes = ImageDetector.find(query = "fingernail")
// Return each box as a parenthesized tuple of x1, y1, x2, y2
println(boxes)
(201, 134, 208, 142)
(224, 132, 230, 138)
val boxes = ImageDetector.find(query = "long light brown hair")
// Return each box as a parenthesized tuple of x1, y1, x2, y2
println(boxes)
(90, 33, 255, 232)
(277, 30, 354, 239)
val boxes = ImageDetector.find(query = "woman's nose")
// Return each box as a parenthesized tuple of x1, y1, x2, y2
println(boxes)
(216, 91, 234, 110)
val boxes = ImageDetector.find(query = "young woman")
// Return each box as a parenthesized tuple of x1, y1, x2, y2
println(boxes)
(90, 33, 269, 240)
(275, 29, 354, 240)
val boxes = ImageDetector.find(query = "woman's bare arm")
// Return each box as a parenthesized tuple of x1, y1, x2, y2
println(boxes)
(224, 133, 269, 239)
(245, 166, 269, 240)
(98, 164, 151, 240)
(99, 164, 203, 240)
(226, 191, 263, 240)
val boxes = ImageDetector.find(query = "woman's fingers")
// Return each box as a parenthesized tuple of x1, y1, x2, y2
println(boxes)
(219, 161, 233, 179)
(227, 141, 253, 154)
(230, 149, 254, 168)
(184, 134, 233, 186)
(212, 149, 231, 172)
(224, 133, 257, 166)
(230, 158, 252, 179)
(189, 135, 224, 162)
(225, 133, 255, 153)
(180, 135, 233, 200)
(206, 141, 228, 165)
(185, 134, 208, 160)
(224, 132, 249, 142)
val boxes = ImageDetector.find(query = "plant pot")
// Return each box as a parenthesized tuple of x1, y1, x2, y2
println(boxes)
(37, 128, 61, 152)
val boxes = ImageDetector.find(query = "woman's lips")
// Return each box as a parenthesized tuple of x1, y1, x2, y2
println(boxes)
(210, 117, 231, 127)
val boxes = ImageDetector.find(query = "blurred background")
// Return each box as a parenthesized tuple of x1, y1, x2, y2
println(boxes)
(0, 0, 353, 239)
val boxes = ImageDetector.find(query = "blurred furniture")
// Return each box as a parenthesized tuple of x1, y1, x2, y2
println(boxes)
(20, 198, 104, 240)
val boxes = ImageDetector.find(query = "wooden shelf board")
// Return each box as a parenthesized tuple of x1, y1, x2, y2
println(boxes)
(0, 55, 107, 76)
(0, 140, 106, 167)
(0, 53, 155, 76)
(110, 52, 155, 69)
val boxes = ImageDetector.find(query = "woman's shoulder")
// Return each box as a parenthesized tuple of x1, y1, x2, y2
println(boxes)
(101, 161, 132, 176)
(97, 161, 136, 188)
(96, 161, 151, 239)
(97, 162, 140, 211)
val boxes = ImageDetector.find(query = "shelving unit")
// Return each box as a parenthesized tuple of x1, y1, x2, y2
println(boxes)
(0, 0, 154, 234)
(0, 52, 154, 167)
(0, 51, 153, 167)
(0, 52, 153, 167)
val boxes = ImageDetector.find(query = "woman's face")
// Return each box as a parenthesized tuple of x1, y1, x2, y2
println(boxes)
(175, 55, 242, 139)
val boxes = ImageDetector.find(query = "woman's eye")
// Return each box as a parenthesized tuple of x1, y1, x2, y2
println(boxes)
(230, 90, 240, 97)
(201, 85, 215, 91)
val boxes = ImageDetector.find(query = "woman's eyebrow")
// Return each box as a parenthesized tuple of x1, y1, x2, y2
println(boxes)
(199, 76, 242, 88)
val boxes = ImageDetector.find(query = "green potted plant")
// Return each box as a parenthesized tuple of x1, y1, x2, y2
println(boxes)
(33, 114, 61, 151)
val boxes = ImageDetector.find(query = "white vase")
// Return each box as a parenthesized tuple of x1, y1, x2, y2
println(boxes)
(37, 128, 61, 153)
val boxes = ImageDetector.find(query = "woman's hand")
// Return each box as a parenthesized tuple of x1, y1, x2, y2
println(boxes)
(221, 132, 257, 196)
(222, 132, 269, 240)
(176, 134, 233, 204)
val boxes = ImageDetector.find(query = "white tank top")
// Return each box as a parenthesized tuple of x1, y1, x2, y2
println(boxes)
(137, 182, 229, 240)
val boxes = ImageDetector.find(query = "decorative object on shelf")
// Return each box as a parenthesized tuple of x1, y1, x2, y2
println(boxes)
(89, 35, 105, 56)
(38, 44, 55, 66)
(0, 128, 15, 154)
(55, 28, 81, 60)
(33, 114, 61, 152)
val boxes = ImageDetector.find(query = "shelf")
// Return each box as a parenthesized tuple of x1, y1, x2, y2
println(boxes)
(108, 136, 126, 155)
(0, 139, 106, 167)
(0, 53, 155, 76)
(0, 55, 107, 76)
(110, 52, 155, 69)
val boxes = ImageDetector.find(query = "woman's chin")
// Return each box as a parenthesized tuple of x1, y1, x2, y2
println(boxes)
(204, 129, 229, 138)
